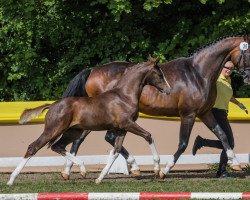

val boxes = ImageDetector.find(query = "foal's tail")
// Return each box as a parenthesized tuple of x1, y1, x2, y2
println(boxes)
(62, 68, 92, 98)
(19, 104, 51, 124)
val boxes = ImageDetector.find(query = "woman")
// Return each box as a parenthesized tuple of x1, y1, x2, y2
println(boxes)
(192, 61, 248, 178)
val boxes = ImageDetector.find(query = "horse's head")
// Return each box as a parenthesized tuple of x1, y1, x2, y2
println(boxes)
(145, 56, 171, 95)
(230, 35, 250, 85)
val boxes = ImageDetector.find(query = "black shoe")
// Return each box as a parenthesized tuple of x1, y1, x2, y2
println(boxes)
(192, 135, 203, 155)
(216, 171, 229, 178)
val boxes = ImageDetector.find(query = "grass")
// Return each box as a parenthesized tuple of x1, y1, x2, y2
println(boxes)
(0, 171, 249, 193)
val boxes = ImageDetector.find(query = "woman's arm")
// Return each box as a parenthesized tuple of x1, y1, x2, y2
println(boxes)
(230, 97, 248, 114)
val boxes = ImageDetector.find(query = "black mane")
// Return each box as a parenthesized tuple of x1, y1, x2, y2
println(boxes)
(188, 35, 241, 57)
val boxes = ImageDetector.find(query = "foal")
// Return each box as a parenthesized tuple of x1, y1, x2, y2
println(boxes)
(7, 57, 171, 185)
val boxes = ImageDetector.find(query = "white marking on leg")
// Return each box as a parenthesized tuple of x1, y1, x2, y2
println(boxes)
(96, 149, 119, 183)
(226, 150, 240, 166)
(126, 155, 140, 171)
(226, 149, 235, 161)
(62, 159, 74, 176)
(7, 157, 31, 185)
(149, 139, 160, 171)
(62, 152, 75, 176)
(161, 155, 175, 175)
(65, 152, 86, 174)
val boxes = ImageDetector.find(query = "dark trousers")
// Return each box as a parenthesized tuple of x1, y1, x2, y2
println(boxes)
(202, 108, 234, 173)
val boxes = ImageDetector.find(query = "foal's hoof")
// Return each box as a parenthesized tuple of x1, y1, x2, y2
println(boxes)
(95, 179, 102, 185)
(7, 181, 13, 186)
(230, 165, 242, 171)
(80, 171, 86, 178)
(61, 172, 70, 180)
(154, 169, 160, 175)
(131, 169, 141, 176)
(159, 170, 166, 179)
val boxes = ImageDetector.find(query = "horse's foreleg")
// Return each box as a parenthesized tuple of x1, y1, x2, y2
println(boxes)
(62, 130, 91, 180)
(125, 121, 160, 174)
(95, 134, 125, 184)
(160, 115, 195, 179)
(199, 111, 239, 166)
(105, 130, 140, 175)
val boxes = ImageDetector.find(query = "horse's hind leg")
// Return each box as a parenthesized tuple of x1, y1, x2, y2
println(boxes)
(51, 128, 88, 178)
(7, 157, 31, 185)
(7, 129, 56, 185)
(105, 130, 140, 175)
(62, 129, 91, 180)
(199, 111, 239, 166)
(160, 114, 195, 179)
(125, 121, 160, 174)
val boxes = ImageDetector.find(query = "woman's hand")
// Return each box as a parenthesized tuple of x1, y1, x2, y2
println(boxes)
(238, 103, 248, 114)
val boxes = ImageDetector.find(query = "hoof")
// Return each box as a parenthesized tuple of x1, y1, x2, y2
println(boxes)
(159, 170, 166, 179)
(230, 165, 242, 171)
(95, 179, 102, 185)
(154, 169, 160, 175)
(7, 181, 13, 186)
(61, 172, 70, 180)
(131, 169, 141, 176)
(80, 171, 86, 178)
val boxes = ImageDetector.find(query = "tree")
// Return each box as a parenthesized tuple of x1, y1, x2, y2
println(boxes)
(0, 0, 250, 101)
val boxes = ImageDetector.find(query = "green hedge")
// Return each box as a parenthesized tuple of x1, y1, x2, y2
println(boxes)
(1, 0, 250, 101)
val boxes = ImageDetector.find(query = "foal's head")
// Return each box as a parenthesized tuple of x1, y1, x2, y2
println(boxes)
(144, 56, 171, 95)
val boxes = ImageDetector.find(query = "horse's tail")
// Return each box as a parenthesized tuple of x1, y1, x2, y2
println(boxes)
(19, 104, 51, 124)
(62, 68, 92, 98)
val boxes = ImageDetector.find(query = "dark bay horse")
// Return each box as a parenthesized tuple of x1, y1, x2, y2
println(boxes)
(61, 35, 250, 179)
(7, 57, 171, 185)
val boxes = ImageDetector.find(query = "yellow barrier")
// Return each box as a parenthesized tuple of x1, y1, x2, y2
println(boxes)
(0, 99, 250, 124)
(0, 101, 54, 124)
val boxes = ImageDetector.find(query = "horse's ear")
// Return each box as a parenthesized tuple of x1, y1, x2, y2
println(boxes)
(243, 31, 249, 42)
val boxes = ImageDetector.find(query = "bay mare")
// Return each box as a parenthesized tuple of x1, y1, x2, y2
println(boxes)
(61, 35, 250, 179)
(7, 57, 171, 185)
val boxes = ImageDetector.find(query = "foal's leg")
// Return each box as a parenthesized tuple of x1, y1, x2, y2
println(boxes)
(95, 133, 126, 184)
(7, 128, 59, 185)
(62, 129, 91, 180)
(159, 114, 195, 179)
(199, 111, 239, 166)
(105, 130, 140, 175)
(125, 121, 160, 174)
(51, 129, 88, 179)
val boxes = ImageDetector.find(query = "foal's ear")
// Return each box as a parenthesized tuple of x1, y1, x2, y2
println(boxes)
(147, 54, 160, 64)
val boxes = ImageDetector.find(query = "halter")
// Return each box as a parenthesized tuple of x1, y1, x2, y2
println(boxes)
(236, 41, 250, 80)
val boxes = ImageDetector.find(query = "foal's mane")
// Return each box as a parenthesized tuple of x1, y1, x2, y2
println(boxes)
(188, 35, 241, 57)
(97, 61, 131, 67)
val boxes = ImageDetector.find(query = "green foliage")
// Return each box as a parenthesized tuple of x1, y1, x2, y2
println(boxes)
(236, 85, 250, 97)
(1, 0, 250, 101)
